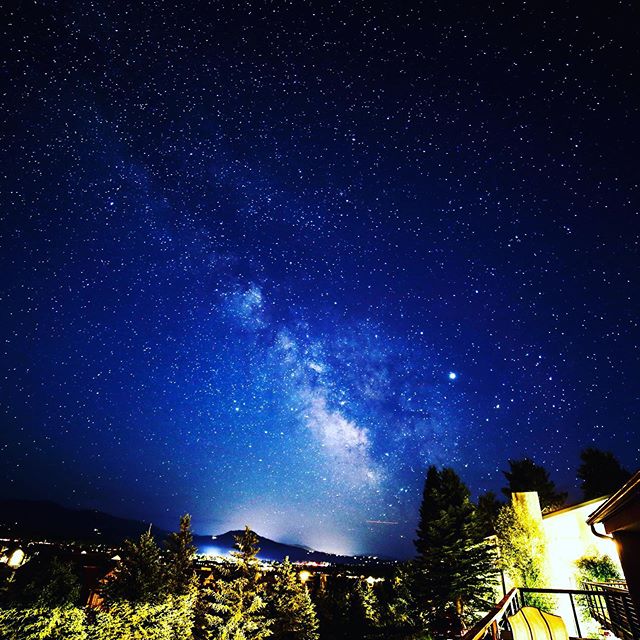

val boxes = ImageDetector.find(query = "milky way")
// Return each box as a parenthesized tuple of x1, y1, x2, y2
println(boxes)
(1, 1, 638, 556)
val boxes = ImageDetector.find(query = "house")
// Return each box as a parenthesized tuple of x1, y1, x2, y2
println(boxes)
(587, 470, 640, 612)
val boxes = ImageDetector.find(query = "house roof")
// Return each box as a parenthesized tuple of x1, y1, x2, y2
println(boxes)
(586, 470, 640, 528)
(542, 495, 609, 519)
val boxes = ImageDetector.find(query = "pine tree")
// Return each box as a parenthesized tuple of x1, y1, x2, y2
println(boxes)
(577, 448, 631, 500)
(202, 526, 272, 640)
(268, 557, 319, 640)
(353, 579, 381, 630)
(501, 458, 567, 512)
(385, 563, 419, 632)
(102, 527, 167, 604)
(165, 514, 198, 596)
(476, 491, 504, 538)
(0, 604, 87, 640)
(93, 594, 194, 640)
(414, 466, 498, 635)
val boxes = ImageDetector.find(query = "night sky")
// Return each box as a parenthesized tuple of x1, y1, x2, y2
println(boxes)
(1, 1, 639, 557)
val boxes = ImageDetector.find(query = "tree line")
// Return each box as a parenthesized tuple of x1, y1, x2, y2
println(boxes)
(475, 446, 632, 537)
(411, 446, 632, 635)
(0, 446, 630, 639)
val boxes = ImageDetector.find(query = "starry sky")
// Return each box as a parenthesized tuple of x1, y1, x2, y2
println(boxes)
(1, 1, 639, 557)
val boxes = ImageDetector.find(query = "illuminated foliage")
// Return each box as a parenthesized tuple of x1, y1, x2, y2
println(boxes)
(268, 557, 319, 640)
(353, 579, 381, 630)
(200, 526, 272, 640)
(0, 605, 87, 640)
(575, 552, 621, 584)
(92, 594, 195, 640)
(495, 500, 554, 611)
(384, 563, 420, 631)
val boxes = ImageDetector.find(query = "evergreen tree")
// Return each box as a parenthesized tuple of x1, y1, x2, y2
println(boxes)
(36, 559, 82, 607)
(414, 466, 498, 635)
(353, 579, 381, 630)
(201, 526, 272, 640)
(476, 491, 504, 538)
(0, 556, 87, 640)
(384, 563, 419, 632)
(268, 558, 319, 640)
(0, 604, 87, 640)
(5, 557, 81, 608)
(93, 594, 195, 640)
(577, 448, 631, 500)
(311, 575, 352, 637)
(102, 527, 167, 604)
(501, 458, 567, 512)
(165, 514, 198, 596)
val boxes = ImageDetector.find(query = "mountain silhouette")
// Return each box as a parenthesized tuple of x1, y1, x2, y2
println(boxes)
(0, 500, 385, 564)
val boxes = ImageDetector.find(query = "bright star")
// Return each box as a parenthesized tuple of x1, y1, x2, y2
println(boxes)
(448, 372, 457, 380)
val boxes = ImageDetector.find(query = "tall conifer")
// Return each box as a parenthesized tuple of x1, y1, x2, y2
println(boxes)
(165, 514, 197, 596)
(103, 528, 167, 604)
(414, 466, 497, 635)
(203, 526, 272, 640)
(269, 558, 319, 640)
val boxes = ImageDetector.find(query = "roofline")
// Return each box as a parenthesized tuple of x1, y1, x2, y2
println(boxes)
(586, 470, 640, 525)
(542, 495, 610, 519)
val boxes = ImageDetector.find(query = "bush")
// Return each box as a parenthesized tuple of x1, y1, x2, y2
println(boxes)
(91, 593, 195, 640)
(575, 552, 621, 584)
(0, 605, 87, 640)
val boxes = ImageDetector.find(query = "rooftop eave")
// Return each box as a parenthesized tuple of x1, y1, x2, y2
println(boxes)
(586, 470, 640, 526)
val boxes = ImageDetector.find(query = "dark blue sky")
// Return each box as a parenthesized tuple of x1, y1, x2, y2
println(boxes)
(1, 0, 638, 557)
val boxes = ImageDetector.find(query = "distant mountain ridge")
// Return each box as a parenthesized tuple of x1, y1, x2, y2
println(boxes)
(0, 500, 385, 564)
(0, 499, 169, 543)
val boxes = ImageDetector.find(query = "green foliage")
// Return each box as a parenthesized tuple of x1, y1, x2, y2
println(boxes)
(92, 593, 195, 640)
(384, 563, 420, 631)
(414, 466, 498, 634)
(0, 604, 87, 640)
(575, 552, 621, 584)
(312, 575, 353, 636)
(102, 528, 167, 604)
(501, 458, 567, 513)
(353, 579, 381, 630)
(577, 448, 631, 501)
(495, 501, 554, 611)
(268, 558, 318, 640)
(165, 514, 198, 596)
(1, 556, 82, 611)
(199, 526, 272, 640)
(37, 558, 82, 607)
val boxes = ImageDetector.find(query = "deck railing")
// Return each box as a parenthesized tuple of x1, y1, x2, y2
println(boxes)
(462, 584, 639, 640)
(583, 581, 639, 640)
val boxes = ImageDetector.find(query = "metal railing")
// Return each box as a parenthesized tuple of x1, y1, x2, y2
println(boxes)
(462, 584, 640, 640)
(583, 581, 639, 640)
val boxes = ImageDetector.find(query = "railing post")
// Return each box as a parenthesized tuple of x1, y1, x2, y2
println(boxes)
(569, 593, 582, 639)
